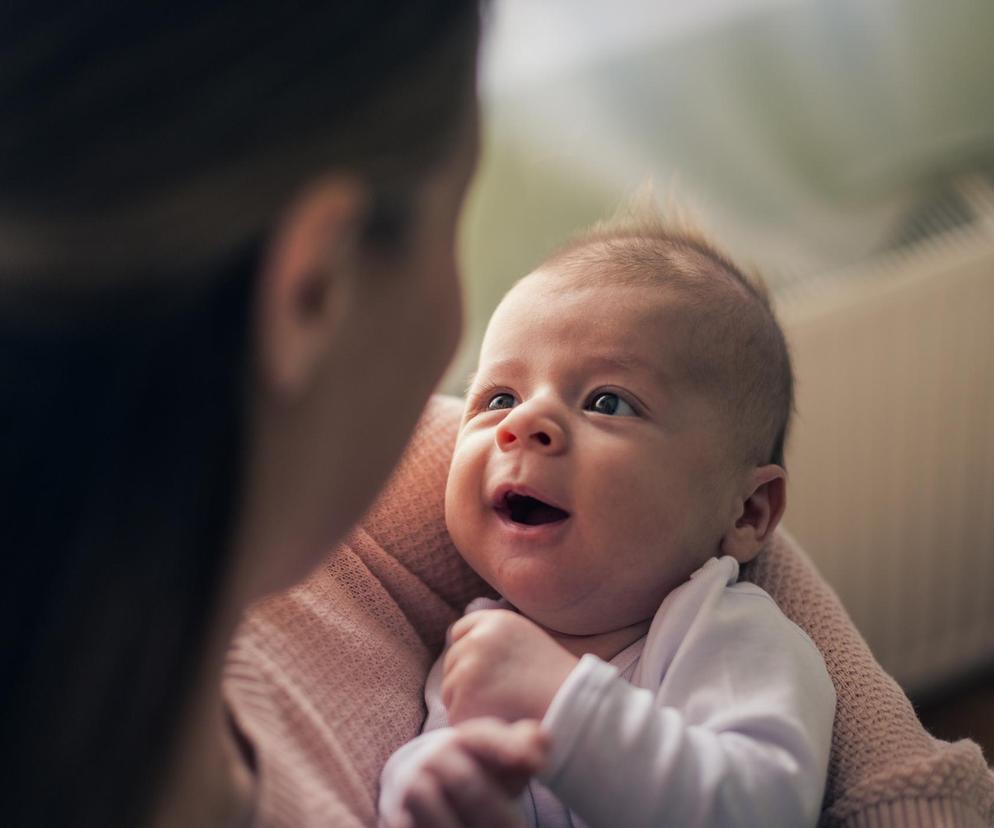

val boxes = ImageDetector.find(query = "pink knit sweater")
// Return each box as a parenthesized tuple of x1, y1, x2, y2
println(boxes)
(224, 395, 994, 827)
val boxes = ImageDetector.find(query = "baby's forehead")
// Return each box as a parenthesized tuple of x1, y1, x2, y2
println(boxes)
(488, 267, 746, 402)
(496, 272, 663, 330)
(509, 264, 679, 306)
(498, 268, 702, 344)
(485, 276, 702, 379)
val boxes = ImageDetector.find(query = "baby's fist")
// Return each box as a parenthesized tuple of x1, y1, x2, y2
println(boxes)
(442, 610, 579, 724)
(379, 718, 547, 828)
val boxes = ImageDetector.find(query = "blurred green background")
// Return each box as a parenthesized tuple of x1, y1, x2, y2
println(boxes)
(449, 0, 994, 389)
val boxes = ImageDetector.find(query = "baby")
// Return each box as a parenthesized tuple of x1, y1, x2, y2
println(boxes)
(379, 211, 836, 828)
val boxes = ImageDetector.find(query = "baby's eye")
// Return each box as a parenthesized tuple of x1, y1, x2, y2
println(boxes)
(587, 392, 637, 417)
(487, 392, 517, 411)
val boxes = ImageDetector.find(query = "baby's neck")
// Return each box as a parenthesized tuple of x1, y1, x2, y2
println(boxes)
(543, 617, 653, 663)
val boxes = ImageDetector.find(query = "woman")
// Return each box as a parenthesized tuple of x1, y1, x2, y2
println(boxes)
(1, 2, 530, 825)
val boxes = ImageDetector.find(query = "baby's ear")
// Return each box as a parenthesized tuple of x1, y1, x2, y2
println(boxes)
(720, 465, 787, 564)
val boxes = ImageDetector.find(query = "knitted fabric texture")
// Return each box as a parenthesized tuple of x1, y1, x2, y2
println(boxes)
(224, 395, 994, 827)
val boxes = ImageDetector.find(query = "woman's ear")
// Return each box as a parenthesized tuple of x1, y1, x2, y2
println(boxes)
(720, 465, 787, 564)
(256, 176, 366, 397)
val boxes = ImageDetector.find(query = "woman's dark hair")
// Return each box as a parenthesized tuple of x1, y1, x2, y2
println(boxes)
(0, 3, 480, 825)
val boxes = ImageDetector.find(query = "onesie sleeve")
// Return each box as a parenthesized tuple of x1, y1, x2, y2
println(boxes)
(538, 585, 836, 828)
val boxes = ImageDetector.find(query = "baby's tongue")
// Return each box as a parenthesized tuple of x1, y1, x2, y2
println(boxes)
(510, 495, 569, 525)
(527, 502, 568, 525)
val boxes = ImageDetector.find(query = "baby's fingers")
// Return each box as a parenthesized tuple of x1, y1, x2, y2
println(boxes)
(454, 718, 549, 795)
(391, 767, 464, 828)
(430, 745, 527, 828)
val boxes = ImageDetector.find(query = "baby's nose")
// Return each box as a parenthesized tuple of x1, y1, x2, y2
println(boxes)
(496, 413, 567, 454)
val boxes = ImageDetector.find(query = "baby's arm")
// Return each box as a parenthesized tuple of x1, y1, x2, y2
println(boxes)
(540, 635, 833, 827)
(441, 589, 835, 828)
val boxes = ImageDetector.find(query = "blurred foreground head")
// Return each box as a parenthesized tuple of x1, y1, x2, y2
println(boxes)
(0, 3, 480, 826)
(1, 1, 476, 282)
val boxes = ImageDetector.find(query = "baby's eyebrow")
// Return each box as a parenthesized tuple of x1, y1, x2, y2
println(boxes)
(482, 357, 526, 375)
(468, 357, 528, 389)
(584, 352, 657, 378)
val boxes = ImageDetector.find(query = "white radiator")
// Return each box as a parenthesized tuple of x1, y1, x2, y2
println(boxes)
(777, 186, 994, 695)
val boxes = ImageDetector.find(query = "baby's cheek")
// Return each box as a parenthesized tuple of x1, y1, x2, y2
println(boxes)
(444, 454, 478, 532)
(446, 505, 500, 590)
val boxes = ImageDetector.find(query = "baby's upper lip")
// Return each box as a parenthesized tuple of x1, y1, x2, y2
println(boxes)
(489, 483, 570, 514)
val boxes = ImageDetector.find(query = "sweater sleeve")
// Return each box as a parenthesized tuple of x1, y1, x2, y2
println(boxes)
(539, 584, 836, 828)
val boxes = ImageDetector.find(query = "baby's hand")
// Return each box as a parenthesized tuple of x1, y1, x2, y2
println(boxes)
(379, 718, 547, 828)
(442, 610, 579, 724)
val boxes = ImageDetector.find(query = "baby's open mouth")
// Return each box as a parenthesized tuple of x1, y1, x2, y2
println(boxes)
(498, 492, 570, 526)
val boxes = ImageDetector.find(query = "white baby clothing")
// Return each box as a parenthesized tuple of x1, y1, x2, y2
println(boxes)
(379, 555, 836, 828)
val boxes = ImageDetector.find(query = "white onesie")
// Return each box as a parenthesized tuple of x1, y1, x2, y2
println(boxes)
(380, 555, 836, 828)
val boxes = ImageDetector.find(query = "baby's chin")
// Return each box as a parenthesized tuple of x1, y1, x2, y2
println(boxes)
(488, 573, 610, 633)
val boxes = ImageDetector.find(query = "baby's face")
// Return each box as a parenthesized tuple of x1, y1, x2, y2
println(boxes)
(445, 272, 741, 636)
